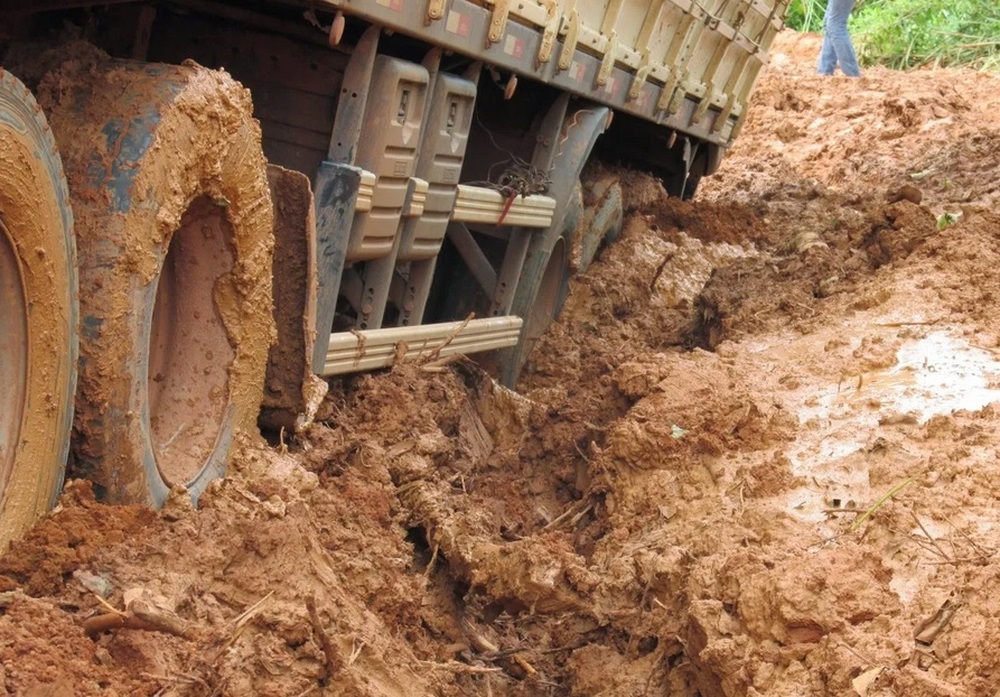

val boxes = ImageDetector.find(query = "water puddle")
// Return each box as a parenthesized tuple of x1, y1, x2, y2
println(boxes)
(810, 332, 1000, 423)
(781, 331, 1000, 522)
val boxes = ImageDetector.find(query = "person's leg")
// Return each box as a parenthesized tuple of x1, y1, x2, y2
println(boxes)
(825, 0, 861, 76)
(817, 7, 838, 75)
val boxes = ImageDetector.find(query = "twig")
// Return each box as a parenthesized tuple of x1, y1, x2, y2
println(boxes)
(233, 590, 275, 627)
(83, 604, 193, 640)
(420, 313, 474, 363)
(347, 639, 366, 667)
(306, 595, 343, 684)
(942, 512, 995, 560)
(425, 544, 440, 579)
(838, 641, 878, 666)
(420, 353, 465, 372)
(213, 590, 276, 660)
(461, 617, 537, 677)
(541, 495, 593, 532)
(93, 593, 127, 617)
(909, 511, 951, 561)
(417, 660, 502, 674)
(924, 558, 988, 565)
(141, 672, 211, 689)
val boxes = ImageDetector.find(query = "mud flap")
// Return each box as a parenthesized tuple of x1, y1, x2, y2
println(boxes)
(260, 165, 328, 433)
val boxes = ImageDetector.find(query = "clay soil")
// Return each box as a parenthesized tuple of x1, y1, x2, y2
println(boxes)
(5, 31, 1000, 697)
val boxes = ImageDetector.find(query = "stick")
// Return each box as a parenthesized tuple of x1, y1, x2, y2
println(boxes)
(306, 595, 342, 684)
(460, 617, 537, 677)
(233, 590, 275, 626)
(417, 660, 502, 674)
(421, 313, 474, 362)
(541, 495, 593, 532)
(425, 544, 440, 580)
(83, 606, 193, 640)
(909, 511, 951, 561)
(93, 593, 127, 617)
(214, 590, 276, 660)
(942, 513, 994, 560)
(419, 353, 465, 371)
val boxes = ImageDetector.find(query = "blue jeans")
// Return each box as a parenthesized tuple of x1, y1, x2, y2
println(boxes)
(817, 0, 860, 77)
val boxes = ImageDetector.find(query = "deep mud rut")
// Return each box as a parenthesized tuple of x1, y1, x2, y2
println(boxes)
(5, 31, 1000, 697)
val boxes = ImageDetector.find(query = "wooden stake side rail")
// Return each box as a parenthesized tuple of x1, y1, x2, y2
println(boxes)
(321, 316, 523, 375)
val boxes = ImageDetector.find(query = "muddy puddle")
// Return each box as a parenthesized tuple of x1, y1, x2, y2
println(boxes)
(758, 327, 1000, 527)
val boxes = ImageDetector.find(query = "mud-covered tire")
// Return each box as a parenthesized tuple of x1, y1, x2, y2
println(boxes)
(38, 57, 274, 507)
(498, 187, 583, 387)
(573, 174, 623, 274)
(0, 70, 78, 549)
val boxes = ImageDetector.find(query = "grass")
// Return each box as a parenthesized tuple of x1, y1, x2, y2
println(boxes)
(850, 478, 914, 532)
(784, 0, 1000, 70)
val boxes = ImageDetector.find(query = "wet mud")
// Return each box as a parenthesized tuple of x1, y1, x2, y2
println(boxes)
(5, 31, 1000, 697)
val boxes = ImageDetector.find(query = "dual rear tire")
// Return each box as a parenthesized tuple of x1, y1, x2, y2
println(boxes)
(38, 57, 275, 507)
(0, 69, 77, 549)
(0, 53, 276, 551)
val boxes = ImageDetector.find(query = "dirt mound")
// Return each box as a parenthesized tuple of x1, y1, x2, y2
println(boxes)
(7, 28, 1000, 697)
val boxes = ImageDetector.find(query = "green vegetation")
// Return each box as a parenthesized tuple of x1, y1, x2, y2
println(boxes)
(784, 0, 1000, 69)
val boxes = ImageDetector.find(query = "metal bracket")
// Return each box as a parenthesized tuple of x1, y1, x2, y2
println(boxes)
(692, 82, 715, 124)
(657, 74, 680, 112)
(628, 63, 652, 102)
(557, 9, 579, 71)
(427, 0, 446, 22)
(757, 0, 786, 42)
(486, 0, 511, 45)
(310, 163, 363, 373)
(536, 0, 562, 65)
(712, 93, 737, 134)
(327, 26, 380, 164)
(595, 30, 618, 88)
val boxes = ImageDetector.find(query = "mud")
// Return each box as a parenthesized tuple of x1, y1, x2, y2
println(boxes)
(5, 29, 1000, 697)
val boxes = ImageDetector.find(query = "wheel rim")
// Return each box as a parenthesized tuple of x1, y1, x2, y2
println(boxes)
(0, 217, 28, 498)
(147, 196, 236, 486)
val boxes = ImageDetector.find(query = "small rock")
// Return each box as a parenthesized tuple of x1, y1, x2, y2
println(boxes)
(72, 570, 114, 598)
(263, 495, 287, 519)
(887, 184, 923, 205)
(160, 485, 195, 522)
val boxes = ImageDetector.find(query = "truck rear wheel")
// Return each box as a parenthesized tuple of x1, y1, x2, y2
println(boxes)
(499, 186, 583, 386)
(0, 70, 78, 549)
(38, 57, 274, 507)
(574, 174, 623, 274)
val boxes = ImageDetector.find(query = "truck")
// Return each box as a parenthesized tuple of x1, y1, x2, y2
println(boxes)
(0, 0, 786, 548)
